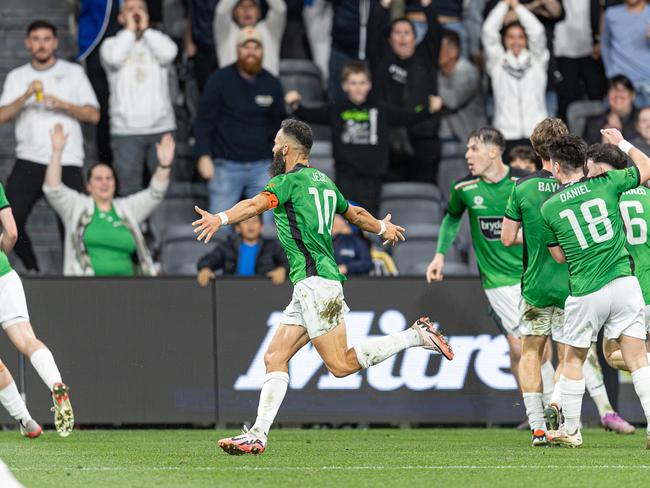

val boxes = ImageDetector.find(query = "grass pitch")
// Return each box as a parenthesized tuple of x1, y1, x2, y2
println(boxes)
(2, 428, 650, 487)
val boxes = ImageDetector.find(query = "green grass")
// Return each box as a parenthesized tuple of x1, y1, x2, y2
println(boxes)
(3, 428, 650, 487)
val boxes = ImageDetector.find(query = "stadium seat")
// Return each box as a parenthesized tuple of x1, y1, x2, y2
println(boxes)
(378, 199, 442, 228)
(442, 261, 472, 276)
(392, 239, 436, 276)
(279, 59, 324, 104)
(438, 158, 469, 201)
(407, 223, 440, 239)
(149, 195, 208, 244)
(566, 100, 604, 138)
(381, 182, 442, 202)
(310, 140, 335, 179)
(441, 140, 466, 159)
(160, 225, 215, 275)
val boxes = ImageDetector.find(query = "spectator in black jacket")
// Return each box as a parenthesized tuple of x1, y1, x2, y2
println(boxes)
(332, 214, 373, 277)
(285, 61, 441, 213)
(583, 75, 640, 145)
(196, 214, 288, 286)
(183, 0, 220, 92)
(367, 0, 442, 184)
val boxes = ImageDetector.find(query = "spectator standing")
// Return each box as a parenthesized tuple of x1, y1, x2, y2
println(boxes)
(77, 0, 123, 164)
(583, 75, 639, 145)
(43, 124, 174, 276)
(332, 214, 373, 277)
(601, 0, 650, 106)
(482, 0, 548, 156)
(631, 106, 650, 156)
(196, 214, 288, 286)
(214, 0, 287, 76)
(328, 0, 378, 102)
(285, 61, 441, 214)
(302, 0, 333, 85)
(553, 0, 606, 122)
(437, 28, 486, 144)
(368, 0, 443, 183)
(194, 27, 285, 221)
(183, 0, 220, 91)
(100, 0, 178, 196)
(0, 20, 100, 273)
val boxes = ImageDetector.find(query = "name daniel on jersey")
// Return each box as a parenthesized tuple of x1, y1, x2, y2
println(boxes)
(559, 183, 592, 202)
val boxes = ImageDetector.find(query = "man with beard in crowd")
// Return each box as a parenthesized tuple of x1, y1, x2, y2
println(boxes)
(194, 27, 285, 226)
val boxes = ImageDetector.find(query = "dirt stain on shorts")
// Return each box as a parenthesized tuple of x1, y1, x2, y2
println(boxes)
(523, 307, 541, 322)
(320, 297, 343, 328)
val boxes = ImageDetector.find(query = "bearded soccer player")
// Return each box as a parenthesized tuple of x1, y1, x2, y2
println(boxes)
(586, 143, 650, 375)
(426, 128, 526, 382)
(502, 119, 633, 447)
(193, 119, 454, 456)
(541, 130, 650, 448)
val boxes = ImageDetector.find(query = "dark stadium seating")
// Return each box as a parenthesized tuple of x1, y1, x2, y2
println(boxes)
(378, 199, 442, 228)
(160, 224, 215, 275)
(566, 100, 605, 138)
(380, 182, 442, 202)
(279, 59, 325, 104)
(437, 158, 469, 201)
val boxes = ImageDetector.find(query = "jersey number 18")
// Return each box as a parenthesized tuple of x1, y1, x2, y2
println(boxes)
(559, 198, 614, 250)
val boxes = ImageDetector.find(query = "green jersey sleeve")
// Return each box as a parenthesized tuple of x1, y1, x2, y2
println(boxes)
(607, 166, 640, 194)
(504, 185, 521, 221)
(264, 175, 292, 206)
(446, 181, 466, 217)
(540, 211, 558, 247)
(0, 184, 9, 210)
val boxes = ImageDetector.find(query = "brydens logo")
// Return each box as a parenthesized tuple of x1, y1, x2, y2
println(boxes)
(235, 310, 516, 392)
(478, 217, 503, 240)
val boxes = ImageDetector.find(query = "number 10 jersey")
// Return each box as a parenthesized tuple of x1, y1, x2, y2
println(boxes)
(540, 166, 640, 297)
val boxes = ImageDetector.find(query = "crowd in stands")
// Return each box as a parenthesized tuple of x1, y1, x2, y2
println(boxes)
(0, 0, 649, 279)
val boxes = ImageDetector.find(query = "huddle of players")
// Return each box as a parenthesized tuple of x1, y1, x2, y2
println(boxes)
(430, 118, 650, 448)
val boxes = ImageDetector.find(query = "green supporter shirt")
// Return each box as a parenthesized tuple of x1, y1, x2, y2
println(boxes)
(540, 167, 640, 297)
(436, 168, 524, 289)
(504, 169, 569, 309)
(84, 205, 137, 276)
(620, 185, 650, 305)
(264, 164, 349, 284)
(0, 185, 12, 278)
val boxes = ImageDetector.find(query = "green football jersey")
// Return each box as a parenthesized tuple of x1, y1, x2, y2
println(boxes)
(505, 169, 569, 309)
(620, 185, 650, 305)
(264, 164, 349, 284)
(0, 185, 11, 278)
(438, 168, 524, 289)
(540, 167, 640, 297)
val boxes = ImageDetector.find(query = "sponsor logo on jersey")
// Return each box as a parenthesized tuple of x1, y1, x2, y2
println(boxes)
(461, 183, 478, 192)
(234, 310, 516, 392)
(254, 95, 274, 107)
(311, 171, 327, 182)
(472, 195, 486, 209)
(478, 217, 503, 240)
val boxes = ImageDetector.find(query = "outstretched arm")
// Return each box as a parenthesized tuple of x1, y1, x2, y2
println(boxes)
(601, 128, 650, 185)
(343, 205, 405, 246)
(193, 193, 271, 243)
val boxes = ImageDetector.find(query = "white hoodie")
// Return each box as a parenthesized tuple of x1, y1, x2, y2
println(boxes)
(482, 2, 548, 140)
(100, 29, 177, 135)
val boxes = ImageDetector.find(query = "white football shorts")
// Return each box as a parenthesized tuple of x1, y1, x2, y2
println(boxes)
(0, 270, 29, 330)
(281, 276, 350, 339)
(563, 276, 646, 349)
(484, 284, 521, 337)
(519, 300, 565, 340)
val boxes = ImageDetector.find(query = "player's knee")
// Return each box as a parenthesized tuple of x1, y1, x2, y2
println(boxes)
(0, 360, 5, 374)
(264, 350, 289, 371)
(325, 361, 354, 378)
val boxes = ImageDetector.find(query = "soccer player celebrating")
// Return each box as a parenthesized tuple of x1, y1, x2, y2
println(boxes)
(502, 119, 633, 447)
(541, 130, 650, 448)
(193, 119, 454, 456)
(426, 128, 526, 382)
(586, 143, 650, 375)
(0, 183, 73, 437)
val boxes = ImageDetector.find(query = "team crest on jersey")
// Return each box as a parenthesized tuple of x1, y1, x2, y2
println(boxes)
(478, 217, 502, 240)
(472, 195, 486, 209)
(311, 171, 327, 182)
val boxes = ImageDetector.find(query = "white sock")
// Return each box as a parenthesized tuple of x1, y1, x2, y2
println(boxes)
(354, 329, 421, 369)
(0, 382, 31, 423)
(523, 392, 545, 431)
(631, 366, 650, 435)
(30, 348, 62, 391)
(550, 381, 562, 408)
(560, 375, 585, 434)
(583, 356, 613, 417)
(249, 372, 289, 439)
(541, 361, 555, 406)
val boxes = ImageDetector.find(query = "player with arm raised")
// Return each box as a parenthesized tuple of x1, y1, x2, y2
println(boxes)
(426, 128, 525, 383)
(586, 142, 650, 375)
(193, 119, 454, 456)
(540, 131, 650, 448)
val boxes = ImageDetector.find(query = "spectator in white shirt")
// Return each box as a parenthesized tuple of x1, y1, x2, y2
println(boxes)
(100, 0, 178, 196)
(0, 20, 99, 272)
(214, 0, 287, 76)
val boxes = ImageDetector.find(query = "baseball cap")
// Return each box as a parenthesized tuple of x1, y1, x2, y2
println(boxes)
(237, 26, 263, 47)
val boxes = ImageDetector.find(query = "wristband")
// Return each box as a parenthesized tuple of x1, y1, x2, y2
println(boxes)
(158, 164, 172, 169)
(217, 212, 229, 225)
(377, 219, 386, 235)
(618, 140, 634, 155)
